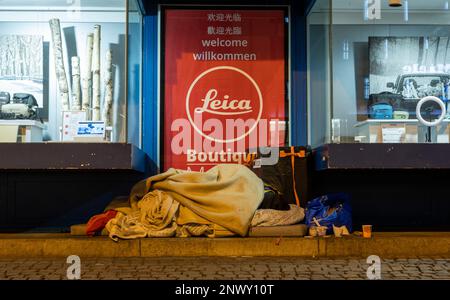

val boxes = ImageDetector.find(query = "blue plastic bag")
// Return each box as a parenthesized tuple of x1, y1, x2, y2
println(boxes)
(305, 193, 352, 234)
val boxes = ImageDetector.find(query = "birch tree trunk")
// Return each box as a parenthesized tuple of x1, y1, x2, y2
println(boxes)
(14, 35, 21, 78)
(82, 33, 93, 116)
(71, 56, 81, 111)
(49, 18, 70, 111)
(92, 25, 101, 121)
(101, 50, 114, 126)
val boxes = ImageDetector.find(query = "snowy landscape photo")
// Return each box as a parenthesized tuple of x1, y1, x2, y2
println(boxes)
(0, 35, 43, 107)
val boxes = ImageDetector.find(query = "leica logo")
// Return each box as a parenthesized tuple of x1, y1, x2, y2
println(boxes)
(194, 89, 252, 116)
(186, 66, 263, 143)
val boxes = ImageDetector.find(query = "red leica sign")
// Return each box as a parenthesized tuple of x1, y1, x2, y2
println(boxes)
(164, 9, 286, 171)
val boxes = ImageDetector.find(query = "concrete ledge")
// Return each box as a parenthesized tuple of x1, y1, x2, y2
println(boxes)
(0, 233, 449, 258)
(320, 233, 450, 258)
(0, 234, 140, 258)
(140, 237, 318, 257)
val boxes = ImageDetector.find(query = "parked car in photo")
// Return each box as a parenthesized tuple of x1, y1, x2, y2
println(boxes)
(370, 73, 450, 119)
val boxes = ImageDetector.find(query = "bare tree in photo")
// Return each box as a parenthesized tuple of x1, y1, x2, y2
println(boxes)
(49, 18, 70, 111)
(102, 50, 113, 126)
(71, 56, 81, 111)
(82, 33, 94, 116)
(92, 25, 101, 121)
(0, 34, 44, 106)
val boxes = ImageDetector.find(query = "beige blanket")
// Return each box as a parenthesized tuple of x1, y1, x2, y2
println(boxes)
(106, 164, 264, 241)
(250, 204, 305, 227)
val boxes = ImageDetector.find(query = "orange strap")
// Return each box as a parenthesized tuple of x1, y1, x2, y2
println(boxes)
(242, 152, 257, 167)
(280, 146, 305, 207)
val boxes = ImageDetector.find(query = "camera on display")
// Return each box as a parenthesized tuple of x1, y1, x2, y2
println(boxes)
(0, 92, 39, 120)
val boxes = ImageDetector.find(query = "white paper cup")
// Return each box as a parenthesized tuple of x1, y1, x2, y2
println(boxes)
(317, 226, 328, 237)
(309, 226, 318, 237)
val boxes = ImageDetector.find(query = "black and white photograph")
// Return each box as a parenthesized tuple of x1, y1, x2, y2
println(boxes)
(0, 34, 43, 108)
(369, 37, 450, 112)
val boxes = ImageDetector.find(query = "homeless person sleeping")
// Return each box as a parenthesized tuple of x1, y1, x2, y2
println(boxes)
(80, 164, 305, 241)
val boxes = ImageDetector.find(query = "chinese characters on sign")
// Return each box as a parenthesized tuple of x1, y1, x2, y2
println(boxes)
(207, 13, 242, 22)
(207, 26, 242, 36)
(207, 12, 242, 36)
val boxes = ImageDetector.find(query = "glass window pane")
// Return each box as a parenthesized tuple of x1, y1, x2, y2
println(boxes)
(308, 0, 450, 144)
(0, 0, 130, 143)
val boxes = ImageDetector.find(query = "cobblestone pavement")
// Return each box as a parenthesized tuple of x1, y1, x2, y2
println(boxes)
(0, 257, 449, 280)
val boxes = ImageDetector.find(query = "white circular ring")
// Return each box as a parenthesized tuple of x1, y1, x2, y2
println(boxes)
(416, 96, 446, 127)
(186, 66, 263, 143)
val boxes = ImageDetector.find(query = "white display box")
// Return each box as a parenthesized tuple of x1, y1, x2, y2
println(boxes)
(0, 120, 44, 143)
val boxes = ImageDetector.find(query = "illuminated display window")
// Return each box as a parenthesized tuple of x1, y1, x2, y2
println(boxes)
(0, 0, 142, 145)
(308, 0, 450, 146)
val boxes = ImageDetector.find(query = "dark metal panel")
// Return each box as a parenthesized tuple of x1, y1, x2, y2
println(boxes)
(0, 173, 6, 225)
(0, 143, 146, 171)
(315, 143, 450, 170)
(305, 0, 317, 15)
(311, 169, 450, 231)
(143, 0, 294, 12)
(290, 1, 308, 146)
(137, 0, 147, 14)
(141, 1, 313, 14)
(3, 171, 143, 232)
(142, 12, 160, 175)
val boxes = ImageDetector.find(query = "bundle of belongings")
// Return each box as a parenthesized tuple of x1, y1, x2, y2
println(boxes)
(304, 193, 353, 237)
(244, 146, 310, 237)
(75, 147, 310, 240)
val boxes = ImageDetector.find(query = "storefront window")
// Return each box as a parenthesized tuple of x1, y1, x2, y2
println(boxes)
(0, 0, 141, 143)
(308, 0, 450, 146)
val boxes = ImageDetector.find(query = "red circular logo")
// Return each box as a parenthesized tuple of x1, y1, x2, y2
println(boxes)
(186, 66, 263, 143)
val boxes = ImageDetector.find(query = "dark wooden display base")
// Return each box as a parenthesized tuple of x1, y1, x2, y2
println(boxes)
(0, 143, 149, 232)
(0, 143, 146, 172)
(315, 143, 450, 170)
(311, 143, 450, 231)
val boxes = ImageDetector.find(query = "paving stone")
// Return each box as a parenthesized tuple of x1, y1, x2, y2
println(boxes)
(0, 257, 448, 280)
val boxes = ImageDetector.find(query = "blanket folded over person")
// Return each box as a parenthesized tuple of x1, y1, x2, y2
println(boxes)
(105, 164, 264, 241)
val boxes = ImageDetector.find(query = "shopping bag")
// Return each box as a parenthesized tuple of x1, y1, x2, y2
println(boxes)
(305, 193, 352, 234)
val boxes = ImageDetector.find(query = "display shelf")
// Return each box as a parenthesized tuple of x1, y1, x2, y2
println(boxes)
(354, 119, 433, 126)
(314, 143, 450, 170)
(354, 119, 450, 144)
(0, 120, 44, 128)
(0, 143, 147, 172)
